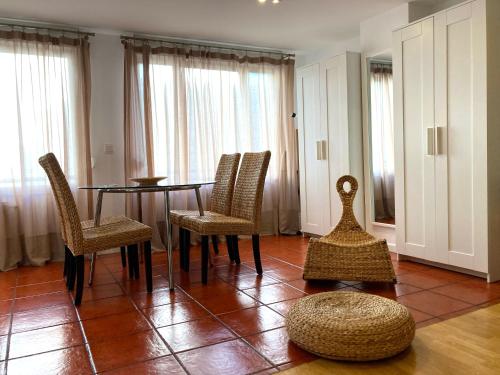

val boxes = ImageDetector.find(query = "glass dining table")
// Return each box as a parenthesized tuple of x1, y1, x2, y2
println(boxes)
(79, 180, 215, 290)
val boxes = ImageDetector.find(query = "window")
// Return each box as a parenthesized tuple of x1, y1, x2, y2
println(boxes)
(0, 34, 91, 271)
(125, 45, 297, 235)
(0, 47, 79, 188)
(148, 59, 279, 182)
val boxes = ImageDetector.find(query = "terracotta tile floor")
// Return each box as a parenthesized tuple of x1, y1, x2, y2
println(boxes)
(1, 235, 500, 374)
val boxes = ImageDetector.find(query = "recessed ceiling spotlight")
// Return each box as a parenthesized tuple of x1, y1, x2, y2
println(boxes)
(257, 0, 282, 4)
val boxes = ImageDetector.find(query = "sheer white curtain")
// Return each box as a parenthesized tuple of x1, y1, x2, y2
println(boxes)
(0, 31, 92, 270)
(370, 63, 394, 221)
(124, 42, 298, 246)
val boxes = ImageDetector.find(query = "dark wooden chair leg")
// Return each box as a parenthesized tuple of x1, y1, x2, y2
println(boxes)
(120, 246, 127, 268)
(252, 234, 263, 275)
(74, 255, 85, 306)
(144, 241, 153, 293)
(211, 235, 219, 255)
(232, 235, 241, 265)
(184, 230, 191, 272)
(225, 235, 234, 262)
(201, 236, 209, 284)
(67, 252, 76, 291)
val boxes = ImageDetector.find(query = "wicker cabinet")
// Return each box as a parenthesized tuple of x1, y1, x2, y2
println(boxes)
(393, 0, 500, 281)
(296, 52, 364, 236)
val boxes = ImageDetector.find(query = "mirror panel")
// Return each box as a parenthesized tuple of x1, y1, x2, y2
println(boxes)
(367, 58, 395, 225)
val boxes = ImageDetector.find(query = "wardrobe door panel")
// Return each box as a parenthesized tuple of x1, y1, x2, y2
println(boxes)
(435, 1, 488, 272)
(297, 64, 329, 235)
(321, 56, 349, 231)
(394, 18, 435, 259)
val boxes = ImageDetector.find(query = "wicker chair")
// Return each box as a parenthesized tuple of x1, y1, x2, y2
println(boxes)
(39, 153, 153, 305)
(170, 153, 241, 270)
(303, 175, 396, 283)
(180, 151, 271, 284)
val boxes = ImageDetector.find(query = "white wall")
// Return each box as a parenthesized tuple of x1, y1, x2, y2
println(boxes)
(360, 4, 409, 55)
(89, 33, 125, 217)
(295, 37, 360, 68)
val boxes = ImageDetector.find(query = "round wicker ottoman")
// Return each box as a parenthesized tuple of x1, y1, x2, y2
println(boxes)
(285, 291, 415, 361)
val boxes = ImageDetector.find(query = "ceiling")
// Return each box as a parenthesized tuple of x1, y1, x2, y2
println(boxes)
(0, 0, 440, 52)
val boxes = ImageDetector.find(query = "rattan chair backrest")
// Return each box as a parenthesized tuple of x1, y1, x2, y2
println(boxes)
(39, 153, 83, 250)
(210, 153, 241, 215)
(230, 151, 271, 231)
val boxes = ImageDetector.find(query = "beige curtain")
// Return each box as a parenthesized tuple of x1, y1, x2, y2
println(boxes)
(370, 63, 394, 221)
(123, 40, 299, 246)
(0, 30, 93, 271)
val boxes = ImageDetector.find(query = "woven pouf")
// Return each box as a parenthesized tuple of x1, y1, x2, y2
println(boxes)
(286, 291, 415, 361)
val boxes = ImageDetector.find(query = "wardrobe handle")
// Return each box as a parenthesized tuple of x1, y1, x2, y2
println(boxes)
(316, 141, 322, 160)
(426, 127, 435, 156)
(435, 126, 444, 155)
(321, 140, 327, 160)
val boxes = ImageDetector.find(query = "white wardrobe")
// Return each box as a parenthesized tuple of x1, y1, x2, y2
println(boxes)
(393, 0, 500, 280)
(296, 52, 364, 236)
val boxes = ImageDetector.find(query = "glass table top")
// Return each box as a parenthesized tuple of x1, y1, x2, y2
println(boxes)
(79, 180, 215, 191)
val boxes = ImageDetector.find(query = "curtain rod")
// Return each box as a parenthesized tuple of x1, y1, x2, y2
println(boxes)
(120, 35, 294, 58)
(0, 21, 95, 37)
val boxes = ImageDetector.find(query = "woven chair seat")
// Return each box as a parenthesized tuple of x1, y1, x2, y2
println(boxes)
(286, 291, 415, 361)
(173, 154, 240, 228)
(181, 214, 254, 235)
(81, 217, 152, 254)
(170, 210, 223, 226)
(81, 215, 131, 230)
(303, 176, 396, 282)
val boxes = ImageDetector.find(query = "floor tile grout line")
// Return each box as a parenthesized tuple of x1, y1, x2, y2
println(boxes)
(68, 272, 99, 375)
(3, 267, 18, 375)
(167, 337, 244, 356)
(175, 258, 284, 372)
(10, 289, 69, 302)
(9, 295, 133, 335)
(75, 306, 97, 374)
(258, 254, 306, 270)
(9, 319, 81, 336)
(425, 284, 500, 305)
(12, 295, 143, 335)
(13, 276, 76, 288)
(102, 258, 193, 375)
(175, 274, 281, 370)
(397, 284, 481, 306)
(4, 344, 92, 363)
